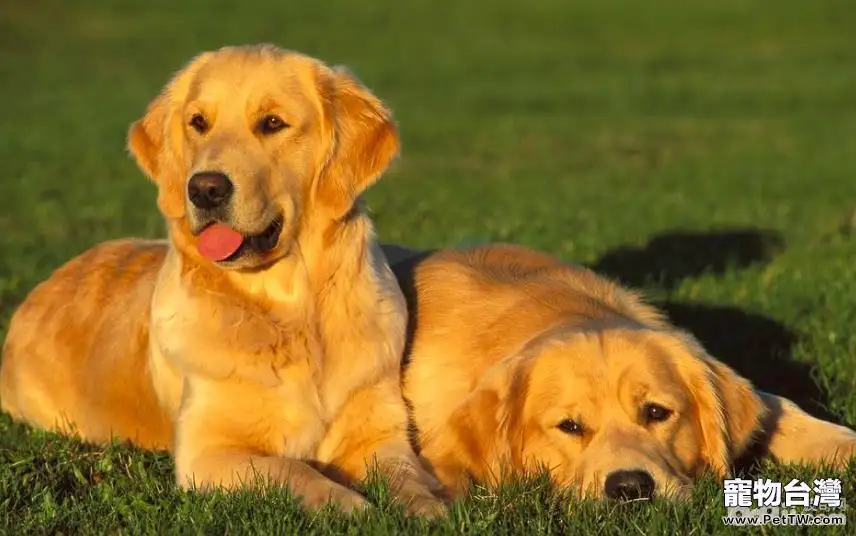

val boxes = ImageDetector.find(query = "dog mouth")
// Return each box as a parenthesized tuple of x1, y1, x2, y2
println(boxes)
(195, 215, 283, 263)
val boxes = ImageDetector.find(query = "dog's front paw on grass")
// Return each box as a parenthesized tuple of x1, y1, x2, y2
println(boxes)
(401, 494, 448, 518)
(829, 439, 856, 469)
(307, 483, 373, 514)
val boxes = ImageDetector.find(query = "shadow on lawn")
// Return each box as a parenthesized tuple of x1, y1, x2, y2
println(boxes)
(591, 228, 786, 291)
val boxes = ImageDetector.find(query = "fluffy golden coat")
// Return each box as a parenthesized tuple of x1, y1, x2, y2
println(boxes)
(0, 45, 443, 515)
(383, 243, 856, 499)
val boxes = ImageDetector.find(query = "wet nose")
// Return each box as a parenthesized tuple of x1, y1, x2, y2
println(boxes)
(604, 470, 655, 500)
(187, 172, 233, 209)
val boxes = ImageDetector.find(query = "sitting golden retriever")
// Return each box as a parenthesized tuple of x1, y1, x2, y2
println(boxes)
(0, 44, 444, 515)
(383, 243, 856, 500)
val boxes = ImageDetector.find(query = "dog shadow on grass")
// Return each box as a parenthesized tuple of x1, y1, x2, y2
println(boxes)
(589, 228, 839, 468)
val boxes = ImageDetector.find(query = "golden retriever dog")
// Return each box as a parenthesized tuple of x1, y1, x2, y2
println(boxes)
(0, 44, 444, 516)
(382, 243, 856, 500)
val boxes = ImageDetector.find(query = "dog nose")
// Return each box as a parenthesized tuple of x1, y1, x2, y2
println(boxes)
(604, 470, 655, 500)
(187, 172, 233, 210)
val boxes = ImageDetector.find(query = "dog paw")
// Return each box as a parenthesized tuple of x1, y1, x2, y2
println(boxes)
(797, 426, 856, 469)
(399, 493, 448, 518)
(304, 483, 372, 514)
(826, 437, 856, 468)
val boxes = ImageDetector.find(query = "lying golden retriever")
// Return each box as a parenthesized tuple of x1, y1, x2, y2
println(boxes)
(0, 45, 444, 515)
(383, 243, 856, 500)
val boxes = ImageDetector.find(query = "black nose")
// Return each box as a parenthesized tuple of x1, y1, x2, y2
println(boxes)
(187, 172, 233, 210)
(604, 470, 655, 500)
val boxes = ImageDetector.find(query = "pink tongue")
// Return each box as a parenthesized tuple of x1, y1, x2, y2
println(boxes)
(197, 223, 244, 261)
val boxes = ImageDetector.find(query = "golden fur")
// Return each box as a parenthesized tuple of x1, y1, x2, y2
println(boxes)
(382, 243, 856, 499)
(0, 45, 444, 515)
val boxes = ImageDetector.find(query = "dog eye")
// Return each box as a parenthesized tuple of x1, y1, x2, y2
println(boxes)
(258, 114, 289, 135)
(557, 419, 584, 435)
(189, 114, 209, 134)
(642, 403, 673, 424)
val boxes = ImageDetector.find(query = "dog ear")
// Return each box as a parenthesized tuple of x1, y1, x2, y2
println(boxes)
(668, 331, 766, 476)
(315, 66, 400, 218)
(427, 388, 503, 497)
(127, 93, 170, 181)
(126, 53, 213, 218)
(419, 356, 530, 497)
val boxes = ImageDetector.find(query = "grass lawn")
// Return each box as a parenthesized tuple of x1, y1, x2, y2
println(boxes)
(2, 0, 856, 533)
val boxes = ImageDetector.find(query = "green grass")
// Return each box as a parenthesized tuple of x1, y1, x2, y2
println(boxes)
(2, 0, 856, 533)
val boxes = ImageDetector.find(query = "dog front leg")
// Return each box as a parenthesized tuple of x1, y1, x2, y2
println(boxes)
(175, 444, 370, 512)
(317, 377, 448, 517)
(757, 391, 856, 467)
(173, 378, 370, 513)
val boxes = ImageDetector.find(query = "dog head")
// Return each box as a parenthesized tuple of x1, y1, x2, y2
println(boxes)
(440, 324, 765, 500)
(127, 44, 398, 270)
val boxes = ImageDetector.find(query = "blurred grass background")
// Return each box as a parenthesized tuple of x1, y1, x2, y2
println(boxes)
(1, 0, 855, 533)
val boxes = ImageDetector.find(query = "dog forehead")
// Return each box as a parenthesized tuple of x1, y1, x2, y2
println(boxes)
(525, 338, 605, 403)
(602, 331, 690, 386)
(529, 329, 687, 394)
(185, 51, 316, 106)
